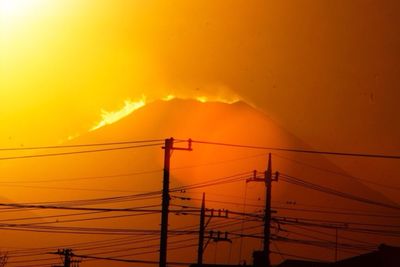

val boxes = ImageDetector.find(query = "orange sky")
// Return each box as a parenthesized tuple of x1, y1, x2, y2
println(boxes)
(0, 1, 400, 265)
(1, 0, 399, 152)
(1, 0, 399, 200)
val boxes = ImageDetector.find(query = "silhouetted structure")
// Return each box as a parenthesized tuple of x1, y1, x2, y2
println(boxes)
(51, 249, 80, 267)
(252, 250, 266, 267)
(190, 264, 248, 267)
(246, 154, 279, 267)
(160, 138, 192, 267)
(276, 259, 329, 267)
(276, 244, 400, 267)
(334, 244, 400, 267)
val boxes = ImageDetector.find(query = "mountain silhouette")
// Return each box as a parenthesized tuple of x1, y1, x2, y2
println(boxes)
(0, 99, 398, 265)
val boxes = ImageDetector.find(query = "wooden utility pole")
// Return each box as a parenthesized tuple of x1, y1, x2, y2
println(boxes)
(264, 153, 272, 267)
(195, 193, 231, 266)
(247, 153, 278, 267)
(159, 138, 173, 267)
(197, 193, 206, 265)
(159, 138, 192, 267)
(50, 249, 77, 267)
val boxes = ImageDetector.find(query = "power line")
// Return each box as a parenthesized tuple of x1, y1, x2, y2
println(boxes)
(289, 224, 375, 246)
(77, 236, 199, 258)
(0, 183, 145, 193)
(188, 139, 400, 159)
(0, 142, 164, 161)
(0, 139, 165, 151)
(0, 210, 103, 223)
(274, 216, 400, 236)
(0, 202, 197, 213)
(176, 196, 400, 219)
(69, 253, 190, 266)
(273, 206, 400, 219)
(0, 151, 265, 184)
(184, 190, 394, 215)
(170, 171, 252, 192)
(0, 169, 163, 184)
(273, 153, 400, 191)
(273, 235, 376, 252)
(5, 211, 160, 226)
(280, 173, 400, 211)
(23, 190, 162, 206)
(0, 224, 199, 236)
(0, 171, 252, 212)
(0, 169, 253, 196)
(279, 228, 375, 252)
(7, 223, 203, 257)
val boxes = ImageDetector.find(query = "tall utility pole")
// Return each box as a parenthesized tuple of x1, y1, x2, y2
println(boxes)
(335, 228, 338, 262)
(248, 154, 278, 267)
(197, 193, 206, 265)
(264, 153, 273, 267)
(159, 138, 173, 267)
(159, 138, 192, 267)
(196, 194, 230, 266)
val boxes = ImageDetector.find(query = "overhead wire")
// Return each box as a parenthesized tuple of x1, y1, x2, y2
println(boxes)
(0, 169, 163, 184)
(0, 142, 165, 161)
(280, 173, 400, 211)
(0, 139, 165, 151)
(3, 137, 399, 265)
(188, 139, 400, 159)
(273, 152, 400, 191)
(175, 196, 400, 219)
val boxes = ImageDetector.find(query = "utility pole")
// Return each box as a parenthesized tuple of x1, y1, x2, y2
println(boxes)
(264, 153, 273, 267)
(50, 249, 80, 267)
(60, 249, 72, 267)
(197, 193, 206, 265)
(247, 153, 278, 267)
(335, 227, 338, 262)
(196, 194, 230, 266)
(159, 138, 192, 267)
(159, 138, 173, 267)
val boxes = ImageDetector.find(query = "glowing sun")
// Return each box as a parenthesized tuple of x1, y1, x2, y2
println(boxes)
(1, 0, 40, 17)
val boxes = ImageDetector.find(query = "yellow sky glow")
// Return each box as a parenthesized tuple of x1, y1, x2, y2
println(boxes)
(1, 0, 42, 17)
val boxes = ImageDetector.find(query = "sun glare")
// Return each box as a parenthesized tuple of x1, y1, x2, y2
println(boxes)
(1, 0, 42, 17)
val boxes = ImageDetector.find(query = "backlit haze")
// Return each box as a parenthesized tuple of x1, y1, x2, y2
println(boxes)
(0, 1, 400, 266)
(1, 0, 399, 150)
